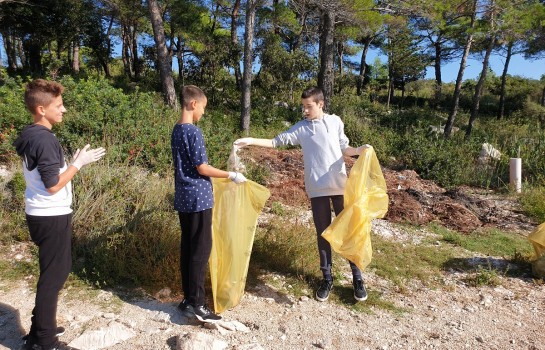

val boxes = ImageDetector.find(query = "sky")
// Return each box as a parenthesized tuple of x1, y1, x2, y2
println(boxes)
(362, 48, 545, 83)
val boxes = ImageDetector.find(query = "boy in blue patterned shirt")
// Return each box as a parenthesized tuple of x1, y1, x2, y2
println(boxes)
(172, 85, 246, 322)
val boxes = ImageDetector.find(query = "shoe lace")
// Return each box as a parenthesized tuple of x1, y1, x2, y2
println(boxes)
(354, 280, 364, 291)
(198, 305, 213, 314)
(320, 279, 332, 290)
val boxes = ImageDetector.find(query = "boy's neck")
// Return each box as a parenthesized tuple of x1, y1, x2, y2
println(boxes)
(306, 111, 324, 121)
(33, 115, 53, 130)
(178, 112, 194, 124)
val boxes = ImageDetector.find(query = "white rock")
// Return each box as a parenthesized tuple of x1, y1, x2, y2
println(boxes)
(176, 332, 228, 350)
(68, 321, 136, 350)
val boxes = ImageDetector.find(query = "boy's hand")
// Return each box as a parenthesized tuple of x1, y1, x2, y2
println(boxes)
(228, 171, 247, 184)
(233, 138, 253, 148)
(357, 144, 372, 155)
(71, 144, 106, 170)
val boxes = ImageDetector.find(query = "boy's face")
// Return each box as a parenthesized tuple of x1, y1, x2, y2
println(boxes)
(301, 97, 324, 120)
(38, 95, 66, 126)
(193, 97, 207, 122)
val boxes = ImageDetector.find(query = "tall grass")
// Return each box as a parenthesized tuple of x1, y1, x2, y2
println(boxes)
(70, 164, 180, 290)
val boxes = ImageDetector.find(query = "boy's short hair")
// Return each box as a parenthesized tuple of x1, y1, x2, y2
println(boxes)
(24, 79, 64, 114)
(180, 85, 206, 107)
(301, 87, 324, 103)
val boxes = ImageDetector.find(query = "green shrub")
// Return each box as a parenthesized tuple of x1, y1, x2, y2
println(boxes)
(520, 185, 545, 223)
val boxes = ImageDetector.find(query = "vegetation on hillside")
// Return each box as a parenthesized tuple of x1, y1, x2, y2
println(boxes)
(1, 0, 544, 302)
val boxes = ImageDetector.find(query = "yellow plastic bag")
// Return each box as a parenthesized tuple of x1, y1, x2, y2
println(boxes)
(528, 222, 545, 260)
(321, 147, 389, 272)
(209, 178, 270, 313)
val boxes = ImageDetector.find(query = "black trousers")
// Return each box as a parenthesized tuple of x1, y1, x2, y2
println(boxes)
(178, 209, 212, 307)
(26, 213, 72, 348)
(310, 196, 362, 280)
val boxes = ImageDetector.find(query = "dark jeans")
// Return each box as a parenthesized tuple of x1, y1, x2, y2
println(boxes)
(178, 209, 212, 307)
(26, 213, 72, 348)
(310, 196, 362, 281)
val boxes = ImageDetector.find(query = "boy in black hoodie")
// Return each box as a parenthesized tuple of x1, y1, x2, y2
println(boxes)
(13, 79, 105, 350)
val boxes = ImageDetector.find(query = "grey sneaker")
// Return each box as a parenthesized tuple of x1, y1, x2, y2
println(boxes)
(315, 279, 333, 302)
(193, 305, 221, 322)
(353, 279, 368, 301)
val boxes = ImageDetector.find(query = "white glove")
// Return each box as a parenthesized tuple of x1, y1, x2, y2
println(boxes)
(228, 171, 247, 184)
(233, 138, 253, 148)
(71, 144, 106, 170)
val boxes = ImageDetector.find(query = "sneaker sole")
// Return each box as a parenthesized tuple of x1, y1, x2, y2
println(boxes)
(315, 292, 330, 302)
(195, 314, 221, 323)
(354, 293, 368, 302)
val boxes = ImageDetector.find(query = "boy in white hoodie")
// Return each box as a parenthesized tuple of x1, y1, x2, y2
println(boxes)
(234, 87, 369, 302)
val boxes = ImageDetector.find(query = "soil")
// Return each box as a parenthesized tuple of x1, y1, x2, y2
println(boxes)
(1, 148, 544, 350)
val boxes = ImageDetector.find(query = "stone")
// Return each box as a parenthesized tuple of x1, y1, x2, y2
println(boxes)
(68, 321, 135, 349)
(176, 332, 228, 350)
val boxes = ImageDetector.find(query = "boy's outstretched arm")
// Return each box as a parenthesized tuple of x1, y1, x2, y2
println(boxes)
(196, 163, 247, 184)
(234, 137, 274, 148)
(342, 144, 371, 157)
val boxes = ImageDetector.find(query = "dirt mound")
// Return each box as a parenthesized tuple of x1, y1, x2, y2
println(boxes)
(239, 148, 535, 233)
(242, 147, 308, 208)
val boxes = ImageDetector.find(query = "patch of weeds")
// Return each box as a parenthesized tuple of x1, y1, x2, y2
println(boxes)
(252, 220, 319, 278)
(371, 235, 456, 290)
(463, 265, 501, 287)
(326, 283, 406, 315)
(270, 201, 285, 216)
(0, 245, 39, 282)
(244, 163, 270, 186)
(431, 224, 533, 258)
(519, 185, 545, 222)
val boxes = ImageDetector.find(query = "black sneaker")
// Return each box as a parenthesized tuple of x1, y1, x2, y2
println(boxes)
(177, 299, 195, 317)
(353, 279, 368, 301)
(22, 328, 66, 348)
(315, 279, 333, 302)
(193, 305, 222, 322)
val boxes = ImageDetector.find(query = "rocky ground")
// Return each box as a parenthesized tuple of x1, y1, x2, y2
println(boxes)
(1, 149, 544, 350)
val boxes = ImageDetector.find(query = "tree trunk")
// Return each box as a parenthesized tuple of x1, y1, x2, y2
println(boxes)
(336, 42, 344, 94)
(357, 37, 371, 96)
(497, 41, 513, 120)
(317, 10, 335, 112)
(131, 23, 140, 79)
(72, 41, 80, 74)
(16, 37, 26, 70)
(434, 40, 442, 108)
(465, 34, 496, 139)
(176, 36, 184, 87)
(444, 0, 477, 138)
(231, 0, 242, 90)
(26, 39, 42, 74)
(542, 86, 545, 107)
(2, 32, 18, 72)
(148, 0, 177, 108)
(122, 26, 133, 79)
(240, 0, 257, 134)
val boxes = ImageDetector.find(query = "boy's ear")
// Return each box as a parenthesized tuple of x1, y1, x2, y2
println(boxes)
(189, 99, 197, 110)
(318, 100, 324, 109)
(35, 105, 45, 116)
